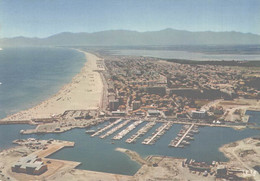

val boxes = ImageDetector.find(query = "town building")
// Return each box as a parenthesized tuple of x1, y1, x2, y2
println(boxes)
(109, 99, 119, 111)
(146, 86, 166, 96)
(132, 101, 141, 110)
(191, 110, 207, 119)
(147, 110, 161, 117)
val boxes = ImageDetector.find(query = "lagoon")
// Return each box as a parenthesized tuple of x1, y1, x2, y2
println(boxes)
(112, 49, 260, 61)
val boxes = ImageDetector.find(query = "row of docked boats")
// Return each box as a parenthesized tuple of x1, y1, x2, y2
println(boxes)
(126, 121, 156, 144)
(142, 122, 173, 145)
(112, 120, 143, 140)
(169, 124, 199, 148)
(90, 119, 123, 137)
(99, 120, 131, 139)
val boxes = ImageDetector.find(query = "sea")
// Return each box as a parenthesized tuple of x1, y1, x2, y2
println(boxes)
(0, 47, 85, 119)
(0, 47, 259, 176)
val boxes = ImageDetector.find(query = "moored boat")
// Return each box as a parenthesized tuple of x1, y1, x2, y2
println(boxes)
(85, 129, 96, 134)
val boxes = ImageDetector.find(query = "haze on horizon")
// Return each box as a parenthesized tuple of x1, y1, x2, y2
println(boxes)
(0, 0, 260, 38)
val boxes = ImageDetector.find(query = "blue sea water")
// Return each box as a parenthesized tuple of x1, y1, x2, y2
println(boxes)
(247, 110, 260, 126)
(0, 47, 85, 119)
(0, 47, 259, 176)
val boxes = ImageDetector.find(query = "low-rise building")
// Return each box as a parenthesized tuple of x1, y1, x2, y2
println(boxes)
(11, 155, 47, 175)
(111, 110, 126, 116)
(216, 165, 227, 178)
(147, 110, 161, 117)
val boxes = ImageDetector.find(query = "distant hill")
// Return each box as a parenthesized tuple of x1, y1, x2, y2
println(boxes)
(1, 29, 260, 47)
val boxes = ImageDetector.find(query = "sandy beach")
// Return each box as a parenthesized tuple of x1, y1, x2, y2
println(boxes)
(1, 50, 104, 122)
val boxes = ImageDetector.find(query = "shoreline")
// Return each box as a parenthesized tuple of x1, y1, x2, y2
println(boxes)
(219, 137, 260, 180)
(115, 147, 150, 166)
(1, 137, 259, 180)
(0, 50, 104, 122)
(0, 139, 133, 181)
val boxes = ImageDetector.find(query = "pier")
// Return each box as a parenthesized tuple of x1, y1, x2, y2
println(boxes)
(99, 119, 131, 139)
(126, 121, 156, 144)
(169, 124, 199, 148)
(174, 124, 194, 147)
(112, 120, 143, 140)
(91, 119, 122, 137)
(142, 122, 173, 145)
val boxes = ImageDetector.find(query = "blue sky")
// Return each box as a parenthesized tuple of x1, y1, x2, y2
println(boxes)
(0, 0, 259, 38)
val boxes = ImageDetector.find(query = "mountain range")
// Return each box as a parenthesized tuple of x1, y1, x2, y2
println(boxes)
(1, 29, 260, 47)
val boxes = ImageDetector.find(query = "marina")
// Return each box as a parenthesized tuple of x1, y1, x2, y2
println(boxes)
(142, 122, 173, 145)
(0, 120, 259, 176)
(126, 121, 156, 144)
(112, 120, 143, 140)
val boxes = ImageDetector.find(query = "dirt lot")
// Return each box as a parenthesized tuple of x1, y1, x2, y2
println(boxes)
(219, 137, 260, 180)
(217, 98, 260, 122)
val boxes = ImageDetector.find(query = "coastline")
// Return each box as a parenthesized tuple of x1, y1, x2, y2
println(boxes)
(1, 138, 259, 181)
(0, 48, 259, 180)
(0, 50, 104, 122)
(0, 139, 133, 181)
(115, 147, 150, 166)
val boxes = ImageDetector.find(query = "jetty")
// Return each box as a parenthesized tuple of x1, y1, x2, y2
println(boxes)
(142, 122, 173, 145)
(169, 124, 198, 148)
(126, 121, 156, 144)
(99, 119, 131, 139)
(112, 120, 143, 140)
(91, 119, 122, 137)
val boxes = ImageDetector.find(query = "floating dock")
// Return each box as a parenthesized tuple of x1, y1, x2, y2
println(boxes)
(142, 122, 173, 145)
(112, 120, 143, 140)
(99, 119, 131, 139)
(126, 121, 156, 144)
(91, 119, 122, 137)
